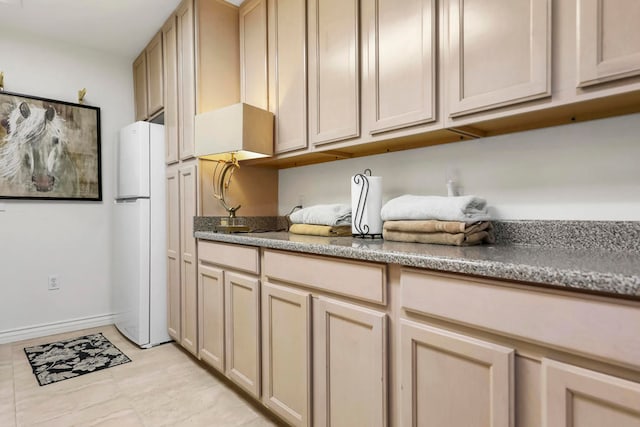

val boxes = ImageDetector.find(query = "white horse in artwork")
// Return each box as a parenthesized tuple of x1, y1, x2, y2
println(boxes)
(0, 102, 78, 195)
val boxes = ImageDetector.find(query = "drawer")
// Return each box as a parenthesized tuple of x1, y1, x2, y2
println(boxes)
(198, 240, 259, 275)
(264, 250, 387, 305)
(401, 269, 640, 370)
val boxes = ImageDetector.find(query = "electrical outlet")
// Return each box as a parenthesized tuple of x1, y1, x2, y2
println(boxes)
(48, 275, 60, 290)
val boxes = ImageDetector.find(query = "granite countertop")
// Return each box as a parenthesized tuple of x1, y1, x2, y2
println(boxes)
(194, 230, 640, 299)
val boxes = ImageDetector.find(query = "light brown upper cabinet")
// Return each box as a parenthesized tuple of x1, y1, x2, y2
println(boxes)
(308, 0, 360, 145)
(577, 0, 640, 88)
(446, 0, 551, 118)
(442, 0, 640, 134)
(133, 32, 164, 122)
(268, 0, 309, 154)
(133, 52, 148, 122)
(196, 0, 240, 114)
(239, 0, 639, 167)
(362, 0, 437, 134)
(146, 32, 164, 117)
(240, 0, 268, 110)
(176, 0, 196, 160)
(163, 16, 179, 164)
(176, 0, 240, 161)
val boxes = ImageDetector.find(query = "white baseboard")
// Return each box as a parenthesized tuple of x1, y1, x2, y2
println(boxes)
(0, 313, 116, 344)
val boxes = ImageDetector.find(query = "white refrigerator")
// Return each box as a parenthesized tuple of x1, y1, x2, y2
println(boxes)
(113, 121, 170, 348)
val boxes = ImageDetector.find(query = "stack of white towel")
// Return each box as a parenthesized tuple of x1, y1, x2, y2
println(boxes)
(288, 204, 352, 237)
(380, 195, 494, 246)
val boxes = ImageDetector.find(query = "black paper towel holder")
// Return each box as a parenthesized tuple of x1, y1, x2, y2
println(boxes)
(352, 169, 383, 239)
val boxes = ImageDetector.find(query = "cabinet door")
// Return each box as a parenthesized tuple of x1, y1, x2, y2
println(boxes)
(177, 0, 196, 160)
(163, 16, 179, 164)
(240, 0, 268, 110)
(198, 264, 225, 372)
(133, 51, 148, 121)
(268, 0, 308, 153)
(225, 271, 261, 398)
(577, 0, 640, 87)
(179, 163, 198, 355)
(400, 319, 514, 427)
(447, 0, 550, 117)
(313, 297, 387, 427)
(364, 0, 436, 134)
(262, 282, 311, 427)
(146, 32, 164, 117)
(166, 168, 181, 342)
(308, 0, 360, 145)
(543, 358, 640, 427)
(195, 0, 240, 113)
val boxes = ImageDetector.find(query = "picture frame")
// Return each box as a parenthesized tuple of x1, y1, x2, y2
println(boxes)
(0, 90, 102, 201)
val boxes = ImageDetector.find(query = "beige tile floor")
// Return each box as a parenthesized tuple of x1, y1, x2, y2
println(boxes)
(0, 326, 283, 427)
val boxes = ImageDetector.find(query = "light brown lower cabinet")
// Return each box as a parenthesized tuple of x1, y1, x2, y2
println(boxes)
(190, 245, 640, 426)
(165, 167, 180, 342)
(400, 319, 515, 427)
(262, 250, 389, 427)
(178, 163, 198, 356)
(197, 241, 261, 399)
(197, 263, 224, 371)
(261, 286, 388, 427)
(543, 358, 640, 427)
(399, 268, 640, 427)
(313, 297, 387, 427)
(225, 271, 261, 398)
(261, 282, 312, 427)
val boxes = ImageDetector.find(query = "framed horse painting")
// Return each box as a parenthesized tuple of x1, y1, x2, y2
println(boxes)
(0, 91, 101, 201)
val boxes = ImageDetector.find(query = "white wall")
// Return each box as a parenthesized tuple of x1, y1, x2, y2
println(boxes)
(279, 113, 640, 220)
(0, 29, 134, 341)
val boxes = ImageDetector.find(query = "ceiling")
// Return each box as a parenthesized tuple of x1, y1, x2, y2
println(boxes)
(0, 0, 244, 59)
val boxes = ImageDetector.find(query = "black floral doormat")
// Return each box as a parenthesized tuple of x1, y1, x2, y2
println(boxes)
(23, 333, 131, 386)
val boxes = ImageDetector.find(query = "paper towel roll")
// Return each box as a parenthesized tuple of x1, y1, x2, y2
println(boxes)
(351, 172, 383, 236)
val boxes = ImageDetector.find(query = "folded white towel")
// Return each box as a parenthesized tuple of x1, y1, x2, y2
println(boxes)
(289, 204, 352, 226)
(380, 195, 490, 222)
